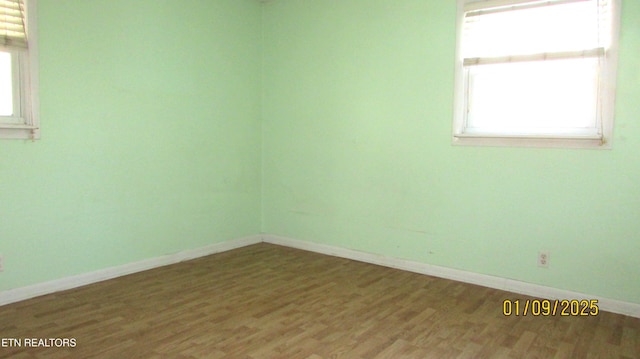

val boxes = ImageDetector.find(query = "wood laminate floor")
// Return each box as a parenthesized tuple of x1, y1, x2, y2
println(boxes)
(0, 243, 638, 358)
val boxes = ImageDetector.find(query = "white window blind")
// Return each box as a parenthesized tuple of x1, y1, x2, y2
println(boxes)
(462, 0, 609, 63)
(0, 0, 27, 49)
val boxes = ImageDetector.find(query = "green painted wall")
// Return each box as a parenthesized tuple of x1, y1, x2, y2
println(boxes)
(261, 0, 640, 304)
(0, 0, 262, 290)
(2, 0, 638, 306)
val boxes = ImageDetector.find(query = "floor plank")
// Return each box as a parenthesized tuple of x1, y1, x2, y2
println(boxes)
(0, 243, 638, 358)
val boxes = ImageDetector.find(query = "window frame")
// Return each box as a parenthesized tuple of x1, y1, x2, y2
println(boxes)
(451, 0, 621, 149)
(0, 0, 39, 140)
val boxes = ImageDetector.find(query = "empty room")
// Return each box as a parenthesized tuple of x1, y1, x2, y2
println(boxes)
(1, 0, 639, 358)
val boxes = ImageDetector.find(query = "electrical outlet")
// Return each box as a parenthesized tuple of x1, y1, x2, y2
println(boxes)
(538, 251, 550, 268)
(0, 255, 4, 272)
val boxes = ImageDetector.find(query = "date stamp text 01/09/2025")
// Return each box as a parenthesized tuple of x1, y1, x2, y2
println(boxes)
(503, 299, 599, 317)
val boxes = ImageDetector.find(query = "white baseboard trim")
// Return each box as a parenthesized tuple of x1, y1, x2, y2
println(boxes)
(263, 234, 640, 318)
(3, 233, 638, 319)
(0, 235, 262, 307)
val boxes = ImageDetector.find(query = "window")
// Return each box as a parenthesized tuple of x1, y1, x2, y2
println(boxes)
(452, 0, 621, 148)
(1, 0, 38, 140)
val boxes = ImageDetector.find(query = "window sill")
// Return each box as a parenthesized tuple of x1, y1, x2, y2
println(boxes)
(452, 133, 608, 149)
(0, 125, 40, 140)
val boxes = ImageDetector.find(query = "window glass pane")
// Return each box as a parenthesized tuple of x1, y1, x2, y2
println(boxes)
(466, 58, 599, 135)
(0, 51, 12, 116)
(463, 1, 600, 58)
